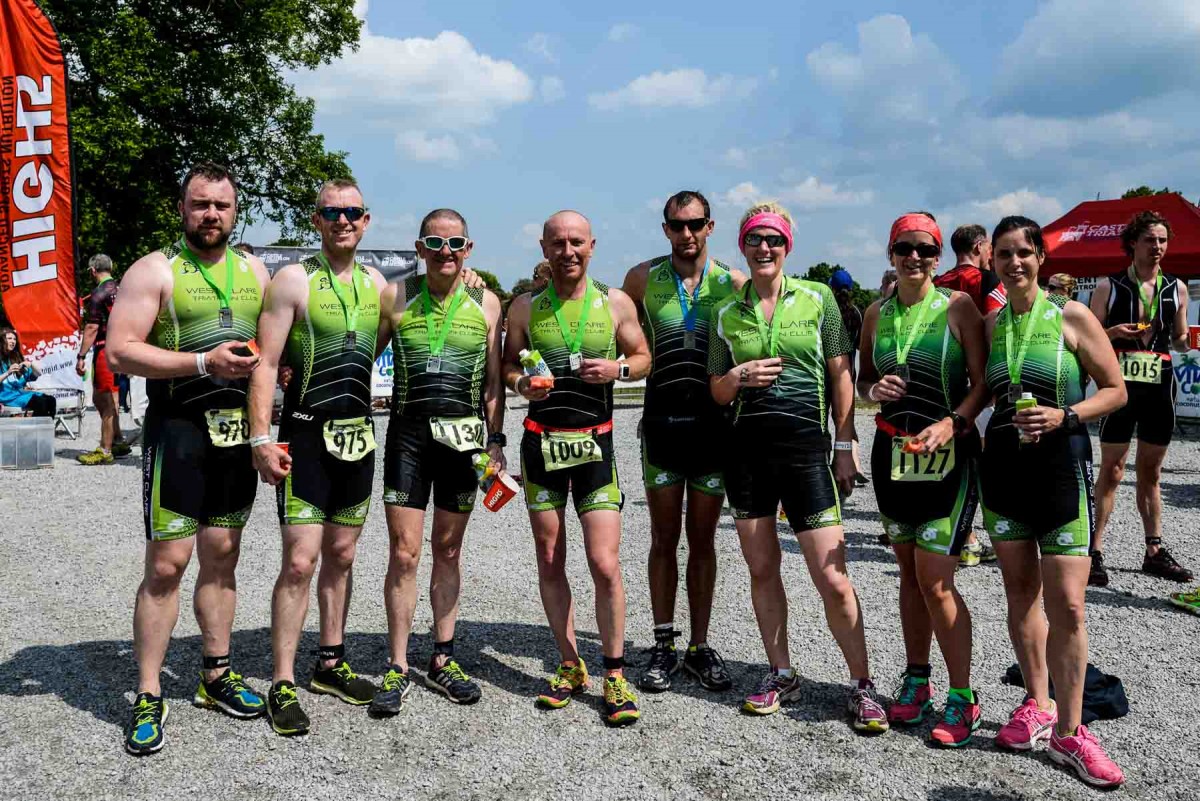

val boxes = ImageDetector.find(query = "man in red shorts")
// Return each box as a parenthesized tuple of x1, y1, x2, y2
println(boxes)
(76, 254, 130, 464)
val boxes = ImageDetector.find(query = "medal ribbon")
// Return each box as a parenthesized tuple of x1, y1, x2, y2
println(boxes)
(748, 280, 785, 357)
(547, 279, 595, 356)
(180, 240, 234, 313)
(319, 254, 362, 336)
(889, 286, 938, 367)
(672, 259, 709, 334)
(421, 277, 466, 357)
(1128, 265, 1162, 325)
(1003, 289, 1048, 386)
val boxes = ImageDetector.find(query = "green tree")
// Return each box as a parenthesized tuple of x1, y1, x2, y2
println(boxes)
(799, 262, 875, 309)
(1122, 186, 1180, 199)
(41, 0, 362, 291)
(473, 269, 510, 303)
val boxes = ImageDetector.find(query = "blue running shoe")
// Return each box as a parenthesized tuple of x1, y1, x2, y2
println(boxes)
(125, 692, 169, 755)
(193, 669, 265, 718)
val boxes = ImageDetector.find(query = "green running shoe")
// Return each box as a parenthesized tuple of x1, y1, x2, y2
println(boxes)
(125, 692, 169, 756)
(193, 669, 265, 718)
(267, 681, 310, 736)
(310, 659, 375, 705)
(1168, 587, 1200, 616)
(76, 448, 114, 466)
(603, 674, 640, 727)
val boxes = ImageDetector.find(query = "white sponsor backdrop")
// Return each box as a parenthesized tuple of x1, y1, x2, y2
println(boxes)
(373, 345, 394, 397)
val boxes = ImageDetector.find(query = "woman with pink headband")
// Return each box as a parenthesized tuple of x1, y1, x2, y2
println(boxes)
(708, 201, 887, 733)
(857, 211, 991, 747)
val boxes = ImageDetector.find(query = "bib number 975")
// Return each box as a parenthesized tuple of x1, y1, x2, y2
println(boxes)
(323, 417, 376, 461)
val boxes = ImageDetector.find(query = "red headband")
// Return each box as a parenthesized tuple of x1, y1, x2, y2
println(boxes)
(889, 213, 942, 249)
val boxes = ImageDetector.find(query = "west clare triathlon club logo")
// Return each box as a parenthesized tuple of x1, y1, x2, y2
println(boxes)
(318, 276, 331, 291)
(181, 262, 201, 275)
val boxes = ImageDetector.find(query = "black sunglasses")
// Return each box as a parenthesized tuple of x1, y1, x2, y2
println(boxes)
(318, 206, 367, 222)
(666, 218, 709, 233)
(743, 233, 788, 249)
(420, 235, 469, 252)
(891, 242, 941, 259)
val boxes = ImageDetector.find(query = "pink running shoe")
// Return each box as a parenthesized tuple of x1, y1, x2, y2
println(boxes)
(888, 673, 934, 726)
(742, 671, 801, 715)
(996, 697, 1057, 751)
(1049, 725, 1126, 788)
(849, 680, 889, 734)
(930, 695, 982, 748)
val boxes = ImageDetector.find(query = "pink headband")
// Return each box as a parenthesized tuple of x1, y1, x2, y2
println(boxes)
(889, 213, 943, 249)
(739, 212, 793, 254)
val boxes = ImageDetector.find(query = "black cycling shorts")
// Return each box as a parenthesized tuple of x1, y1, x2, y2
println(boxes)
(1099, 372, 1177, 447)
(520, 427, 623, 514)
(639, 416, 727, 496)
(142, 409, 256, 541)
(383, 414, 478, 513)
(277, 410, 375, 527)
(724, 439, 840, 530)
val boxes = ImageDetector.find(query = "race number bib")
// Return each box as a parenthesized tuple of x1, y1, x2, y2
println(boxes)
(890, 438, 955, 482)
(322, 417, 376, 461)
(540, 431, 603, 472)
(1118, 351, 1163, 384)
(204, 407, 249, 447)
(429, 416, 485, 452)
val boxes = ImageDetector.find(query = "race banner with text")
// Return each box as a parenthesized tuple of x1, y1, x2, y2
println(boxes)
(0, 0, 80, 392)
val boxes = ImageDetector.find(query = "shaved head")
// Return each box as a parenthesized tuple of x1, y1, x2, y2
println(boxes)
(543, 209, 592, 239)
(540, 209, 595, 281)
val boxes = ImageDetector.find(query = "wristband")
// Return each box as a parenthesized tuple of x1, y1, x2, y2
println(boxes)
(249, 434, 273, 448)
(832, 441, 853, 451)
(867, 383, 881, 402)
(196, 352, 208, 376)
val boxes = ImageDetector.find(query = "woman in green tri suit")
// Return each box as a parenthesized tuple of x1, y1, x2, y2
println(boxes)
(857, 212, 990, 747)
(981, 216, 1127, 788)
(708, 201, 887, 733)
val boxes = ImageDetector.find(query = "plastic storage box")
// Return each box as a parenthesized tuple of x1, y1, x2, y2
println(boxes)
(0, 416, 54, 469)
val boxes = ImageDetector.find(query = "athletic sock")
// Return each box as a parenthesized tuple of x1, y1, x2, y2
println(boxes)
(947, 686, 975, 704)
(688, 641, 707, 653)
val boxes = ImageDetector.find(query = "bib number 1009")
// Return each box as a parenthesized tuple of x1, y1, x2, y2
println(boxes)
(541, 432, 602, 472)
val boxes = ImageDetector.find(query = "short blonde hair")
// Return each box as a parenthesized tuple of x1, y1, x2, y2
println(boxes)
(739, 200, 794, 231)
(1049, 273, 1077, 296)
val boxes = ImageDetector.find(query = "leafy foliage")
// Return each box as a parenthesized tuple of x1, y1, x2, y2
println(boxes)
(799, 262, 876, 308)
(1121, 186, 1181, 199)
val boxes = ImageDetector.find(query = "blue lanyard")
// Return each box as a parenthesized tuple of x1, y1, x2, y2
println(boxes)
(672, 259, 709, 332)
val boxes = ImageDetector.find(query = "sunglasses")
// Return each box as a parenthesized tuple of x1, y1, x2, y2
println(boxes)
(666, 218, 709, 233)
(743, 233, 788, 249)
(420, 235, 469, 252)
(317, 206, 367, 222)
(891, 242, 941, 259)
(1048, 283, 1065, 291)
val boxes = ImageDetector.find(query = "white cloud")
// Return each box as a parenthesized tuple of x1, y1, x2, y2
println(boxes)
(395, 131, 461, 164)
(588, 69, 756, 111)
(721, 147, 749, 168)
(516, 222, 543, 248)
(608, 23, 639, 42)
(361, 212, 418, 249)
(967, 190, 1064, 224)
(992, 0, 1200, 117)
(780, 177, 874, 210)
(540, 76, 565, 104)
(718, 182, 762, 208)
(830, 225, 885, 265)
(525, 33, 555, 63)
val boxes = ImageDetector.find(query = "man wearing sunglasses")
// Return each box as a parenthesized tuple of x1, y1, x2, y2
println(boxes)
(504, 210, 652, 726)
(371, 208, 506, 714)
(621, 190, 746, 695)
(248, 178, 389, 735)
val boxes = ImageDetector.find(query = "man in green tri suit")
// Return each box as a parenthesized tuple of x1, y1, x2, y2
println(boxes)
(621, 190, 746, 693)
(504, 210, 652, 727)
(372, 208, 506, 714)
(248, 178, 388, 735)
(107, 162, 269, 755)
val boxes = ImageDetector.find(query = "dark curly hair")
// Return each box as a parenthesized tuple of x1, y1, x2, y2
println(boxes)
(1121, 211, 1171, 258)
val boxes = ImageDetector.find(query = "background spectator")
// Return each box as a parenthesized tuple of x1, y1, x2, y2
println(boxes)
(0, 328, 56, 417)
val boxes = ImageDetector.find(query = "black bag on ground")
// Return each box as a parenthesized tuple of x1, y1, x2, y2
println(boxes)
(1002, 663, 1129, 724)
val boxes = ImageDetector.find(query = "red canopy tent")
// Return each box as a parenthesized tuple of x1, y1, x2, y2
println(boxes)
(1043, 193, 1200, 279)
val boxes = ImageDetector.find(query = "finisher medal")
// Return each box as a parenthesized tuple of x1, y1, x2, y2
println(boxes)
(219, 307, 233, 328)
(343, 331, 357, 351)
(683, 331, 697, 350)
(427, 356, 442, 373)
(894, 364, 910, 383)
(569, 352, 583, 372)
(1008, 383, 1024, 404)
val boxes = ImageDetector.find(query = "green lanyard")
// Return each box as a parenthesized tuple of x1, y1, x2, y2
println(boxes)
(889, 287, 938, 366)
(1128, 265, 1163, 324)
(547, 279, 595, 355)
(180, 240, 234, 313)
(749, 280, 785, 357)
(319, 254, 361, 334)
(1004, 289, 1048, 386)
(421, 278, 466, 357)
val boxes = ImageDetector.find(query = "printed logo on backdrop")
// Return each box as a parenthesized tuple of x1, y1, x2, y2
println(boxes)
(1058, 222, 1124, 243)
(1174, 353, 1200, 419)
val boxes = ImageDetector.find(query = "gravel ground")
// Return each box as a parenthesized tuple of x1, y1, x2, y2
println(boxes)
(1, 406, 1198, 800)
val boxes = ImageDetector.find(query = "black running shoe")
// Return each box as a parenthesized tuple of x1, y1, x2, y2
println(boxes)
(423, 659, 482, 704)
(370, 666, 414, 716)
(1088, 551, 1110, 587)
(193, 668, 265, 718)
(310, 659, 376, 705)
(638, 641, 678, 692)
(125, 692, 169, 756)
(682, 644, 733, 691)
(1143, 548, 1194, 582)
(267, 681, 310, 736)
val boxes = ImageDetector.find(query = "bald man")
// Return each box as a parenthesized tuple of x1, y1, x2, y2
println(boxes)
(503, 211, 652, 727)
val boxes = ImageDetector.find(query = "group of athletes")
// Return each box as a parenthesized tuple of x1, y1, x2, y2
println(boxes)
(100, 161, 1200, 790)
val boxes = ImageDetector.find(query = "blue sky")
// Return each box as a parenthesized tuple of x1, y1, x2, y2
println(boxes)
(245, 0, 1200, 290)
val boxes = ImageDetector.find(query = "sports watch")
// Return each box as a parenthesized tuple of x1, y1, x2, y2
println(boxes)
(949, 412, 969, 435)
(1062, 406, 1081, 432)
(618, 361, 630, 381)
(487, 432, 507, 448)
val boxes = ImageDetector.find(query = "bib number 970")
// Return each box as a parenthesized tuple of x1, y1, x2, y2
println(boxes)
(890, 438, 955, 482)
(205, 408, 249, 447)
(541, 431, 602, 472)
(1118, 351, 1163, 384)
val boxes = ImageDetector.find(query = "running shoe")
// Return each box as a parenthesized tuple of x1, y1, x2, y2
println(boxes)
(193, 668, 265, 718)
(849, 681, 889, 733)
(1088, 550, 1110, 588)
(996, 697, 1056, 750)
(958, 543, 981, 567)
(1143, 548, 1194, 582)
(536, 660, 590, 709)
(76, 448, 113, 466)
(878, 532, 891, 546)
(310, 659, 375, 705)
(742, 671, 802, 715)
(111, 441, 133, 458)
(1048, 724, 1126, 788)
(639, 640, 678, 692)
(370, 666, 414, 716)
(930, 694, 981, 748)
(1168, 587, 1200, 616)
(267, 681, 310, 736)
(125, 692, 169, 756)
(682, 644, 733, 691)
(976, 543, 997, 562)
(603, 674, 640, 727)
(888, 672, 934, 725)
(424, 658, 482, 704)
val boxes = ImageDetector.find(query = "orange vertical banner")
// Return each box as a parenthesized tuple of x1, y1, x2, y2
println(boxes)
(0, 0, 80, 391)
